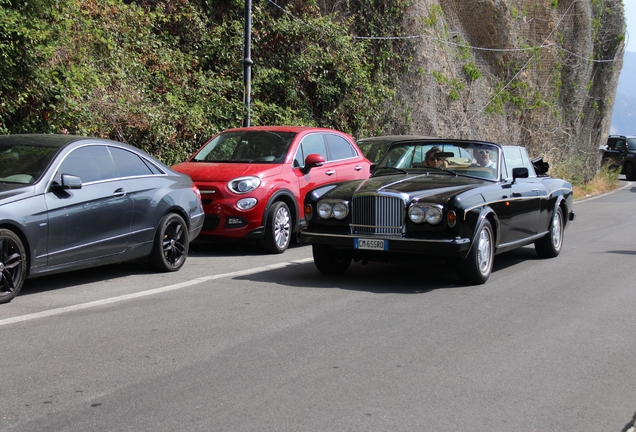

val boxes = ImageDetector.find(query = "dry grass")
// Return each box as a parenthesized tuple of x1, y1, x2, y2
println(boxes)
(555, 163, 621, 201)
(572, 174, 619, 200)
(547, 158, 620, 200)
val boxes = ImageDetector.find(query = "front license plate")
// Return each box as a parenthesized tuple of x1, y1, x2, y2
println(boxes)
(354, 238, 388, 251)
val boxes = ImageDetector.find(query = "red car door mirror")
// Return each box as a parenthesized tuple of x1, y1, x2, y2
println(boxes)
(302, 153, 325, 174)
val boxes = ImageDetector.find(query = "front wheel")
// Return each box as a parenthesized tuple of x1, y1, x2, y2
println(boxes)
(260, 201, 291, 254)
(535, 206, 564, 258)
(625, 162, 636, 181)
(0, 229, 27, 304)
(149, 213, 189, 272)
(456, 220, 494, 285)
(312, 245, 352, 274)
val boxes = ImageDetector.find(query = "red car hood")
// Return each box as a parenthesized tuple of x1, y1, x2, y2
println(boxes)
(172, 162, 284, 182)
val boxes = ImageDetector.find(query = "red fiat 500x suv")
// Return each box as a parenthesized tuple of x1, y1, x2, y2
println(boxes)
(172, 126, 371, 253)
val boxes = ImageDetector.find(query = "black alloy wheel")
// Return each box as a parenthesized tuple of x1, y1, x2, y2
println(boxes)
(0, 229, 27, 304)
(149, 213, 189, 272)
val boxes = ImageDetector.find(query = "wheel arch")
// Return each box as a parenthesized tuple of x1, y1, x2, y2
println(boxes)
(477, 207, 500, 248)
(262, 189, 300, 232)
(463, 207, 499, 258)
(0, 222, 32, 276)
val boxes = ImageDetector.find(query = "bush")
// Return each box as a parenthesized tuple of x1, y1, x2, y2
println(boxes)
(0, 0, 408, 165)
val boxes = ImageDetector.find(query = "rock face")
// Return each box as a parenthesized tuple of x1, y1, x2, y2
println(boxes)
(361, 0, 625, 175)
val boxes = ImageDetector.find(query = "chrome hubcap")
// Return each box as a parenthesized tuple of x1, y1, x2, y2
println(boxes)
(274, 207, 290, 249)
(477, 227, 492, 274)
(552, 211, 562, 248)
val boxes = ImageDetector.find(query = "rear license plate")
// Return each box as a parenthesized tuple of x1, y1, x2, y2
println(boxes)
(354, 238, 388, 251)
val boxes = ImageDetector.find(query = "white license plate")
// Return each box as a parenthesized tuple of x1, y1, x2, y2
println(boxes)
(354, 238, 387, 251)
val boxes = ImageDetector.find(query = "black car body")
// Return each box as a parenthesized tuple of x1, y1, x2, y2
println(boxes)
(601, 135, 636, 179)
(0, 134, 204, 304)
(299, 138, 575, 284)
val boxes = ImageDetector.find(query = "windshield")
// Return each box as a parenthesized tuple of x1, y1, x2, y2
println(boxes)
(193, 131, 296, 163)
(374, 141, 501, 180)
(0, 143, 61, 184)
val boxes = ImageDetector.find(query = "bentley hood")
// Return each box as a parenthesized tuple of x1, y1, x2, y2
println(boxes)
(353, 173, 485, 201)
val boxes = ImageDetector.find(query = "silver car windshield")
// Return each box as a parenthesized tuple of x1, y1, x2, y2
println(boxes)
(374, 142, 500, 181)
(193, 131, 296, 163)
(0, 143, 61, 184)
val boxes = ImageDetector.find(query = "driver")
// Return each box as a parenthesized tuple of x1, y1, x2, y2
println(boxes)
(474, 149, 496, 168)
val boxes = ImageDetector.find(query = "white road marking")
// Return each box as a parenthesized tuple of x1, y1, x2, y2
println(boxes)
(0, 258, 313, 327)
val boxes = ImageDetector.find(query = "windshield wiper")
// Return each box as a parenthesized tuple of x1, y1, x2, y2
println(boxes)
(373, 166, 409, 175)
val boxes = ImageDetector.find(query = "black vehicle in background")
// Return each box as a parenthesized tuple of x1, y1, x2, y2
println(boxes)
(0, 134, 204, 304)
(299, 138, 575, 284)
(601, 135, 636, 180)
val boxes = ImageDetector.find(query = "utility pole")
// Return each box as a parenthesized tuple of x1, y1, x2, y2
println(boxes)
(243, 0, 253, 127)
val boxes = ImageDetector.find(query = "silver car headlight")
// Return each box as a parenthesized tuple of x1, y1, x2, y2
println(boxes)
(408, 204, 443, 224)
(317, 202, 333, 219)
(317, 200, 349, 220)
(228, 176, 261, 194)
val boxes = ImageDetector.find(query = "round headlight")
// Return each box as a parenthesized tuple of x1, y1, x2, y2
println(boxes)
(332, 202, 349, 220)
(317, 202, 333, 219)
(425, 206, 443, 224)
(408, 206, 426, 223)
(228, 176, 261, 194)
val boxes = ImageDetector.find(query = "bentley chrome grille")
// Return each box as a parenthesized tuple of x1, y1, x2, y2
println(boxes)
(350, 195, 405, 236)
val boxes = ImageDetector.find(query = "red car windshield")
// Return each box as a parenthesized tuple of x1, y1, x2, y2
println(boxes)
(193, 131, 296, 163)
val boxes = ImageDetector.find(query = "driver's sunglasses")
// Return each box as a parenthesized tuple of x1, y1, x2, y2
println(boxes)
(477, 150, 489, 155)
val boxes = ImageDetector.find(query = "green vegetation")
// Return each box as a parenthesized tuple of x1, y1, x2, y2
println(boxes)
(424, 4, 443, 27)
(0, 0, 410, 164)
(550, 158, 620, 200)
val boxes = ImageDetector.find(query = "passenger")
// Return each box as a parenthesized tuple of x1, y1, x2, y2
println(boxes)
(474, 149, 496, 168)
(424, 147, 446, 169)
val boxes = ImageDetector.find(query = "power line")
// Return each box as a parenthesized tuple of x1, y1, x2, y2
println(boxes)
(265, 0, 619, 64)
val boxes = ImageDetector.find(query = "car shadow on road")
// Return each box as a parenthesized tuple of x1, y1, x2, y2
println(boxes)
(235, 246, 541, 295)
(18, 261, 153, 297)
(188, 238, 306, 257)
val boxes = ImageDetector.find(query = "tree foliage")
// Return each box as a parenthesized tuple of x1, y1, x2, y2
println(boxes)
(0, 0, 407, 164)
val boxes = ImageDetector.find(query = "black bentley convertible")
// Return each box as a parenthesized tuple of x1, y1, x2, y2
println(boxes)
(298, 138, 575, 284)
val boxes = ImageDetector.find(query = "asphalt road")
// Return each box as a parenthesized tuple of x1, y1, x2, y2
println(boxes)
(2, 182, 636, 431)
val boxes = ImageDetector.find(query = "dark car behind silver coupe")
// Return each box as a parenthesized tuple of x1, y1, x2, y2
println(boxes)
(0, 134, 204, 304)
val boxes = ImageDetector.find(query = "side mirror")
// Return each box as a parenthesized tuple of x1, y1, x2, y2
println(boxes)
(60, 173, 82, 189)
(512, 167, 529, 182)
(301, 153, 325, 174)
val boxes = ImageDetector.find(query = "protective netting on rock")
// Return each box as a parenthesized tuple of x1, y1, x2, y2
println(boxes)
(393, 0, 625, 176)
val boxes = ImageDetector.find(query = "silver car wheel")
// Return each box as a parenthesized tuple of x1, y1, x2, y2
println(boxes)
(274, 205, 291, 249)
(551, 209, 562, 249)
(477, 226, 493, 275)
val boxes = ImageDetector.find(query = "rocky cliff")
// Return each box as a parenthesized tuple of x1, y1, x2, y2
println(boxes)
(348, 0, 625, 176)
